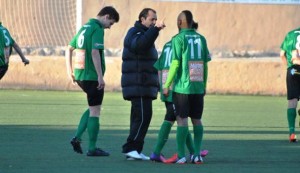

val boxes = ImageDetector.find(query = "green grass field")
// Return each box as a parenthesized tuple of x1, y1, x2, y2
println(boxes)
(0, 90, 299, 173)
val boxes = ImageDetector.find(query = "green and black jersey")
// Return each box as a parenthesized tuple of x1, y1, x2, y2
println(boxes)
(164, 28, 211, 94)
(69, 19, 105, 81)
(0, 22, 15, 48)
(0, 30, 6, 67)
(281, 27, 300, 68)
(154, 40, 173, 102)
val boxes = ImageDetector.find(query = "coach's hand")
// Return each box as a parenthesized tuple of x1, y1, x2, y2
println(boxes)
(155, 18, 166, 30)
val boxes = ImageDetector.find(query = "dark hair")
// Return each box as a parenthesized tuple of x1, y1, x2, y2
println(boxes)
(138, 8, 156, 22)
(192, 21, 198, 30)
(98, 6, 120, 22)
(182, 10, 198, 29)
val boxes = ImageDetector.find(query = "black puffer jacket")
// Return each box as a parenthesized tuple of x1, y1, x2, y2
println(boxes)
(121, 21, 160, 100)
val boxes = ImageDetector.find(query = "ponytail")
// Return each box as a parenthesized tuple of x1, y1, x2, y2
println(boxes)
(192, 21, 198, 30)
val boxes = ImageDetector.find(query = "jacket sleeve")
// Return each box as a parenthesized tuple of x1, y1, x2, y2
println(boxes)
(130, 27, 160, 54)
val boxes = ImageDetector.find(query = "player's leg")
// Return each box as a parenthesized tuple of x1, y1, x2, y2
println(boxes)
(287, 98, 298, 142)
(151, 102, 175, 162)
(70, 81, 86, 154)
(298, 108, 300, 127)
(287, 99, 297, 135)
(186, 131, 195, 155)
(153, 121, 173, 154)
(70, 109, 89, 154)
(87, 105, 101, 155)
(80, 81, 108, 156)
(74, 109, 89, 140)
(190, 94, 205, 164)
(286, 67, 299, 142)
(176, 116, 188, 163)
(174, 92, 189, 163)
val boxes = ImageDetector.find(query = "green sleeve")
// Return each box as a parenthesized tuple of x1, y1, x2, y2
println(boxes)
(69, 35, 77, 48)
(163, 59, 179, 88)
(92, 28, 104, 50)
(280, 36, 286, 51)
(0, 32, 6, 65)
(153, 59, 160, 70)
(5, 29, 15, 47)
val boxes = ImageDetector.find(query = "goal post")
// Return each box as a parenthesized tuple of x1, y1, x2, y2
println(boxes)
(0, 0, 79, 48)
(76, 0, 82, 32)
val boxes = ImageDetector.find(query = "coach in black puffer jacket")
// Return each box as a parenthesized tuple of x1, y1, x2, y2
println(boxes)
(121, 8, 165, 159)
(121, 22, 159, 99)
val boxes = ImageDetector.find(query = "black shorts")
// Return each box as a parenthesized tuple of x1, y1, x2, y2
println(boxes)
(173, 92, 204, 119)
(76, 80, 104, 106)
(286, 65, 300, 100)
(164, 101, 176, 122)
(0, 65, 8, 80)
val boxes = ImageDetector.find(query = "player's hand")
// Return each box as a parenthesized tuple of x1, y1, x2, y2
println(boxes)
(292, 50, 300, 65)
(23, 58, 30, 66)
(67, 72, 76, 85)
(155, 18, 166, 30)
(97, 77, 105, 90)
(163, 88, 169, 97)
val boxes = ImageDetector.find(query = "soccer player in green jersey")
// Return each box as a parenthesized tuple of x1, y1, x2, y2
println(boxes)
(0, 22, 29, 80)
(163, 10, 211, 164)
(280, 27, 300, 142)
(151, 40, 194, 162)
(0, 28, 8, 79)
(151, 40, 208, 163)
(66, 6, 119, 156)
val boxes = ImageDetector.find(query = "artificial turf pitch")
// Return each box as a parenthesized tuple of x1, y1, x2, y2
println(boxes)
(0, 90, 299, 173)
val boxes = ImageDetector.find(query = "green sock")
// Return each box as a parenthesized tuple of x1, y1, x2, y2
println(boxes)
(87, 117, 99, 151)
(75, 109, 89, 140)
(176, 126, 188, 158)
(153, 121, 172, 155)
(193, 125, 204, 155)
(186, 131, 195, 154)
(287, 108, 296, 134)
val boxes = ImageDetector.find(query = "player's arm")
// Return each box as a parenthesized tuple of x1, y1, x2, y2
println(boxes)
(158, 71, 162, 85)
(154, 58, 162, 85)
(163, 38, 181, 96)
(65, 45, 75, 83)
(92, 49, 104, 89)
(203, 62, 208, 91)
(12, 42, 29, 65)
(163, 59, 179, 96)
(280, 50, 287, 66)
(203, 38, 211, 95)
(4, 47, 10, 64)
(90, 27, 105, 89)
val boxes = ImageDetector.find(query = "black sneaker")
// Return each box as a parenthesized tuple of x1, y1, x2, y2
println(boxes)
(70, 137, 83, 154)
(87, 148, 110, 156)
